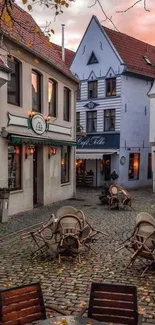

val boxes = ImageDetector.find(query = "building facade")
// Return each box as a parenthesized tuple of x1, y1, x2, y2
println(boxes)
(0, 3, 78, 217)
(70, 16, 153, 189)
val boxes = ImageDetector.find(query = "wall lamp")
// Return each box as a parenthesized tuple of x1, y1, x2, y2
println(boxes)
(25, 145, 35, 159)
(28, 111, 36, 118)
(14, 146, 20, 155)
(48, 146, 57, 158)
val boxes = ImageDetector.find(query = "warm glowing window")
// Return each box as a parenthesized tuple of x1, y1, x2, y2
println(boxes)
(32, 70, 41, 112)
(106, 78, 116, 97)
(8, 145, 21, 190)
(128, 153, 140, 180)
(48, 79, 57, 117)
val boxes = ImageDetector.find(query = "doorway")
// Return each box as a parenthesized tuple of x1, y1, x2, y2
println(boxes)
(33, 146, 37, 205)
(104, 155, 111, 181)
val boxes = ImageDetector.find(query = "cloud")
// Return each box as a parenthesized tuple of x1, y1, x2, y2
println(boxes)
(17, 0, 155, 50)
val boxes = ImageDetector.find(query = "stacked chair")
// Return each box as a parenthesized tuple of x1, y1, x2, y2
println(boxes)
(23, 206, 107, 263)
(108, 184, 132, 210)
(116, 212, 155, 276)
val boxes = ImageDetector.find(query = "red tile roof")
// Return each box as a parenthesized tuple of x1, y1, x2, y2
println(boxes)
(52, 43, 75, 68)
(104, 26, 155, 78)
(0, 0, 77, 82)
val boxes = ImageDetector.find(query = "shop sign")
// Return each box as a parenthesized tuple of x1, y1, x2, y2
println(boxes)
(31, 114, 46, 135)
(77, 133, 120, 149)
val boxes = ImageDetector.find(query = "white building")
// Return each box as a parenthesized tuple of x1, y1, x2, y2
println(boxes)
(0, 3, 78, 217)
(70, 16, 153, 189)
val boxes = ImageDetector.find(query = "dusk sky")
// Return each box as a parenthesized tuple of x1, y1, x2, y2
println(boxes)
(18, 0, 155, 51)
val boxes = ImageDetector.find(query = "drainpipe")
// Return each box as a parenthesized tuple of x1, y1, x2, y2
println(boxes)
(62, 24, 65, 62)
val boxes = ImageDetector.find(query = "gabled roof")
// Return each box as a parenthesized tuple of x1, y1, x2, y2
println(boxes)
(0, 0, 77, 82)
(103, 26, 155, 79)
(52, 43, 75, 68)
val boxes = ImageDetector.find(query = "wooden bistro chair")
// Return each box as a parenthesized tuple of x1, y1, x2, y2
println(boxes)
(22, 214, 56, 256)
(107, 185, 120, 210)
(79, 282, 142, 325)
(55, 214, 83, 263)
(0, 282, 68, 325)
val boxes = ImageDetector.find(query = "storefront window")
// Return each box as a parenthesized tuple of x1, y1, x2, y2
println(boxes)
(147, 153, 152, 179)
(128, 153, 140, 180)
(8, 145, 21, 190)
(61, 146, 70, 184)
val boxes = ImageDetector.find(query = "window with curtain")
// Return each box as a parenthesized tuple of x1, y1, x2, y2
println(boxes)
(147, 153, 152, 179)
(32, 70, 41, 112)
(8, 145, 21, 190)
(104, 109, 115, 131)
(7, 57, 20, 106)
(61, 146, 70, 184)
(63, 87, 70, 121)
(76, 112, 81, 132)
(88, 81, 98, 99)
(48, 79, 57, 117)
(86, 111, 97, 133)
(128, 153, 140, 180)
(106, 78, 116, 97)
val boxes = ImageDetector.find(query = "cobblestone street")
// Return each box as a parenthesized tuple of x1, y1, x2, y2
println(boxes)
(1, 187, 155, 324)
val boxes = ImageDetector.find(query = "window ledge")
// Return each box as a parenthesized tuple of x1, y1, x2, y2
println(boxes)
(61, 182, 71, 187)
(10, 189, 23, 195)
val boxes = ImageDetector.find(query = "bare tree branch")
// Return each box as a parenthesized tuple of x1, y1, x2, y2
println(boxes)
(116, 0, 150, 13)
(89, 0, 119, 31)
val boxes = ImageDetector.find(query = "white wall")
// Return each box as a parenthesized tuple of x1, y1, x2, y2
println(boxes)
(119, 75, 152, 188)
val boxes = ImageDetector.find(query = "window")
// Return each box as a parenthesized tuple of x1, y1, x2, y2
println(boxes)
(88, 81, 98, 99)
(77, 83, 81, 100)
(86, 111, 97, 133)
(128, 153, 140, 180)
(104, 109, 115, 131)
(48, 79, 57, 117)
(61, 146, 70, 184)
(143, 56, 152, 65)
(106, 78, 116, 97)
(147, 153, 152, 179)
(64, 87, 70, 121)
(87, 52, 98, 65)
(8, 145, 21, 190)
(32, 70, 41, 112)
(7, 57, 20, 106)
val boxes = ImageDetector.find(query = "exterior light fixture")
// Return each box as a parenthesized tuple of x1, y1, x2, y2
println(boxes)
(48, 146, 57, 158)
(14, 146, 20, 155)
(44, 116, 51, 121)
(25, 145, 35, 159)
(28, 111, 36, 118)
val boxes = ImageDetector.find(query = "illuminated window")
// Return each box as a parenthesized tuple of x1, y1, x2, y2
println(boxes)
(106, 78, 116, 97)
(128, 153, 140, 180)
(8, 145, 21, 190)
(32, 70, 41, 112)
(48, 79, 57, 117)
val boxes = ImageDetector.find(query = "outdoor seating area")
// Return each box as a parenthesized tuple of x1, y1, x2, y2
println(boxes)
(23, 206, 107, 263)
(0, 282, 142, 325)
(99, 184, 132, 210)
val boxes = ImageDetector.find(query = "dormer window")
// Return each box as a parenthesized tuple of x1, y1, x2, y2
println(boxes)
(87, 52, 98, 65)
(143, 56, 152, 65)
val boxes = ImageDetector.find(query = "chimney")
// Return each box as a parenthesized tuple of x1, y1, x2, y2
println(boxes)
(62, 24, 65, 62)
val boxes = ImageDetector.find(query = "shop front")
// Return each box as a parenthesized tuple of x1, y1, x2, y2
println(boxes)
(1, 112, 76, 216)
(76, 133, 120, 187)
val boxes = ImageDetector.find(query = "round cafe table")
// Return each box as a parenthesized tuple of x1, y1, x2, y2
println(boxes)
(34, 316, 104, 325)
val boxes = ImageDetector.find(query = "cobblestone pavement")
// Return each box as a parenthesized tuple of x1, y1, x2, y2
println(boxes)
(1, 187, 155, 324)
